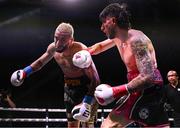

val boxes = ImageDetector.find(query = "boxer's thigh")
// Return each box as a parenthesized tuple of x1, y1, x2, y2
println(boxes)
(100, 111, 133, 128)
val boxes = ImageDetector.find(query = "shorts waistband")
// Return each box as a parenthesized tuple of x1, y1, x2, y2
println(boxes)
(64, 76, 89, 86)
(127, 69, 163, 85)
(64, 77, 81, 86)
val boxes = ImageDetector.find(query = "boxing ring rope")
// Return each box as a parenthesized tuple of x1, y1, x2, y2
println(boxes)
(0, 107, 112, 112)
(0, 107, 111, 123)
(0, 107, 174, 127)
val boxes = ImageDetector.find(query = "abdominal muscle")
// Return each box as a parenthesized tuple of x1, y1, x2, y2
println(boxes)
(61, 66, 84, 78)
(117, 42, 138, 73)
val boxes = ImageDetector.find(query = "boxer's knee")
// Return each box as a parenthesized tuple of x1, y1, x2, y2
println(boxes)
(100, 114, 118, 128)
(100, 112, 132, 128)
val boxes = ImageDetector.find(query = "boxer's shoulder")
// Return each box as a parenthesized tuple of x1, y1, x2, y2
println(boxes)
(70, 41, 87, 54)
(73, 41, 87, 49)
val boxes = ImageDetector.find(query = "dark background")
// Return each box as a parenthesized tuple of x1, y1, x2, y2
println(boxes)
(0, 0, 180, 108)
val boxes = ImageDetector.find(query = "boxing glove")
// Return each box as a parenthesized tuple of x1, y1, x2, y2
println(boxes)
(72, 50, 92, 68)
(10, 66, 33, 87)
(72, 96, 94, 122)
(94, 84, 129, 106)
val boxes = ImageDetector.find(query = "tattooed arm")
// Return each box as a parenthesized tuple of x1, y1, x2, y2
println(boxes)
(94, 34, 162, 104)
(127, 36, 155, 93)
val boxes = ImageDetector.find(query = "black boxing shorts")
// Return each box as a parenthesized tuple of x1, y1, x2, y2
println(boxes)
(64, 76, 90, 121)
(111, 69, 169, 126)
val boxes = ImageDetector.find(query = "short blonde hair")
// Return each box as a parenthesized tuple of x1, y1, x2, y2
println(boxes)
(55, 22, 74, 38)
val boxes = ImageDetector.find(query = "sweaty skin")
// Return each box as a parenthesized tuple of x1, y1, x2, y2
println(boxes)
(27, 24, 100, 128)
(89, 3, 169, 127)
(30, 40, 100, 95)
(89, 29, 157, 92)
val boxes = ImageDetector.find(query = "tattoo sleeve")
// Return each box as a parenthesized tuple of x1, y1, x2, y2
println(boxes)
(127, 37, 154, 93)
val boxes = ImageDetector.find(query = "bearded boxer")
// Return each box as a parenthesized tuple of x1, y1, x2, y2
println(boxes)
(74, 3, 169, 128)
(10, 22, 100, 128)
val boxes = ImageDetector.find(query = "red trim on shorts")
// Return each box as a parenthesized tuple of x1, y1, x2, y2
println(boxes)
(112, 91, 142, 120)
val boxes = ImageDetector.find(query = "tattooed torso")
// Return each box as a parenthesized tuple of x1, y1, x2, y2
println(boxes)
(116, 29, 159, 92)
(116, 29, 156, 73)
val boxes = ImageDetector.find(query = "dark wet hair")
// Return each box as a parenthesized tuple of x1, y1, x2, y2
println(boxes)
(99, 3, 131, 30)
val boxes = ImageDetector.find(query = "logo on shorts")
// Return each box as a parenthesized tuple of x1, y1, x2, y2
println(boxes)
(139, 108, 149, 120)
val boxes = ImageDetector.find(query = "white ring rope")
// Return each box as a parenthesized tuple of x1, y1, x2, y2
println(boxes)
(0, 107, 112, 112)
(0, 107, 112, 122)
(0, 107, 174, 122)
(0, 118, 66, 122)
(0, 107, 46, 112)
(0, 118, 105, 122)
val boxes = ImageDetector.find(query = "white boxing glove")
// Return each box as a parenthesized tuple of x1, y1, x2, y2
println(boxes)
(10, 66, 33, 87)
(94, 84, 129, 106)
(72, 50, 92, 68)
(10, 70, 25, 87)
(94, 84, 115, 106)
(72, 103, 91, 122)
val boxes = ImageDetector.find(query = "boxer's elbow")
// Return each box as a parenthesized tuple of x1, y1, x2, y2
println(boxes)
(139, 73, 155, 90)
(145, 72, 156, 83)
(139, 73, 154, 86)
(143, 74, 152, 82)
(127, 73, 154, 93)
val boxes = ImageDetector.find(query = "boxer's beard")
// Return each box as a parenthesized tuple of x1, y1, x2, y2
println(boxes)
(108, 27, 116, 39)
(56, 44, 68, 53)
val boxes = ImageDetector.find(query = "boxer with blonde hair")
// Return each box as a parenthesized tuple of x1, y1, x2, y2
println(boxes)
(11, 22, 100, 128)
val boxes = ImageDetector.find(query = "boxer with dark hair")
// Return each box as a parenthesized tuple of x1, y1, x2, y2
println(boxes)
(74, 3, 169, 127)
(11, 22, 100, 128)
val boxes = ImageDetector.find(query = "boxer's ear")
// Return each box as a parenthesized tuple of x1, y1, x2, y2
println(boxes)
(112, 17, 117, 24)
